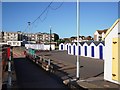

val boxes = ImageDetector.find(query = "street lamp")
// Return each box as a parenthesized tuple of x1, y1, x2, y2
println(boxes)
(50, 26, 52, 51)
(28, 22, 31, 44)
(76, 0, 80, 80)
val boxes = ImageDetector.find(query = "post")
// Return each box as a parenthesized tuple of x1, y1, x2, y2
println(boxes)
(28, 22, 31, 44)
(50, 26, 52, 51)
(2, 31, 4, 42)
(76, 0, 80, 80)
(48, 59, 50, 66)
(7, 46, 12, 88)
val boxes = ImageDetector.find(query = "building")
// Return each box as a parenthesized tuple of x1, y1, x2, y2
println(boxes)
(0, 31, 4, 42)
(94, 29, 108, 41)
(0, 31, 59, 43)
(71, 36, 93, 42)
(3, 32, 18, 42)
(36, 32, 59, 43)
(104, 19, 120, 85)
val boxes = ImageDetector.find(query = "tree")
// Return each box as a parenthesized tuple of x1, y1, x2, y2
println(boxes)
(56, 39, 65, 46)
(54, 33, 59, 42)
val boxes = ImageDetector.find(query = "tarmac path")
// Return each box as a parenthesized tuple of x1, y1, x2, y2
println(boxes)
(14, 57, 70, 89)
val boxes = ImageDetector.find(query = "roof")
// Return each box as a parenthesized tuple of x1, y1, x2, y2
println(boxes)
(86, 42, 92, 46)
(69, 41, 104, 46)
(103, 19, 120, 40)
(97, 29, 108, 34)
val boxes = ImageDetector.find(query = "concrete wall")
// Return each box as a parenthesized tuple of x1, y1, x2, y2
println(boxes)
(25, 44, 55, 50)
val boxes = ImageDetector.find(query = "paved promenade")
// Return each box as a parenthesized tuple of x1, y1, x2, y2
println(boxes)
(0, 50, 2, 90)
(0, 61, 2, 90)
(12, 47, 120, 89)
(37, 50, 120, 89)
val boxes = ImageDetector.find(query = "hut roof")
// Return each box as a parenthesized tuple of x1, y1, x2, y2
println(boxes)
(103, 18, 120, 40)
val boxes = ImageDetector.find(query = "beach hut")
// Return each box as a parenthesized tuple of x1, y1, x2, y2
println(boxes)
(67, 43, 72, 55)
(64, 43, 69, 50)
(75, 42, 81, 56)
(90, 42, 97, 58)
(80, 42, 85, 56)
(71, 43, 77, 55)
(59, 43, 65, 50)
(82, 42, 88, 57)
(86, 42, 92, 57)
(95, 42, 104, 60)
(104, 19, 120, 85)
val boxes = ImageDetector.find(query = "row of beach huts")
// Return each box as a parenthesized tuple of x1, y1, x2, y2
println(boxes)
(59, 41, 105, 60)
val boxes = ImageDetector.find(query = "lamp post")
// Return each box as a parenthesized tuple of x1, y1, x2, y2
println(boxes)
(28, 22, 31, 44)
(50, 26, 52, 51)
(76, 0, 80, 80)
(1, 30, 4, 42)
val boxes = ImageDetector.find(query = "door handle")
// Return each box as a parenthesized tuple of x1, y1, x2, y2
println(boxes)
(113, 42, 117, 44)
(112, 57, 115, 59)
(112, 74, 116, 77)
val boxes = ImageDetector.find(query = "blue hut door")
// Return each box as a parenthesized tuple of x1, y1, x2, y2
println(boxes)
(79, 46, 81, 55)
(85, 46, 87, 56)
(73, 45, 75, 55)
(67, 45, 68, 50)
(69, 46, 71, 54)
(61, 45, 63, 50)
(99, 45, 103, 59)
(91, 46, 94, 57)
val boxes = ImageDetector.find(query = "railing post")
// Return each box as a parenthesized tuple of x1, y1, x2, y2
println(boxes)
(48, 59, 50, 66)
(7, 46, 12, 89)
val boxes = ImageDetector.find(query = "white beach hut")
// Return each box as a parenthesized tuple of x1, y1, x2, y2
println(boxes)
(80, 42, 85, 56)
(71, 43, 77, 55)
(64, 43, 69, 51)
(67, 43, 72, 55)
(104, 19, 120, 85)
(82, 42, 88, 57)
(59, 43, 65, 50)
(89, 42, 96, 58)
(86, 42, 92, 57)
(75, 42, 81, 56)
(95, 42, 104, 60)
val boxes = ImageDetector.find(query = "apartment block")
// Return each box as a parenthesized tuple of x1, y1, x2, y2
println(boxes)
(0, 31, 59, 43)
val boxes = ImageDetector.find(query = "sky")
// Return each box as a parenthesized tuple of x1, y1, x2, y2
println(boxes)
(2, 2, 119, 38)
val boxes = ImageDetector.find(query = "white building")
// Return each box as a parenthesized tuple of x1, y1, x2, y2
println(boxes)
(3, 32, 18, 42)
(94, 29, 108, 41)
(104, 19, 120, 85)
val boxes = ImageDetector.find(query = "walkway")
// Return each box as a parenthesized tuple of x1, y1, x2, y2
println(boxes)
(14, 57, 69, 89)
